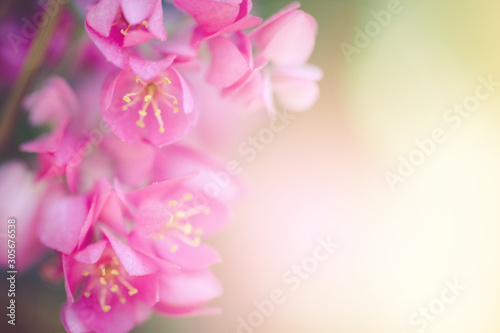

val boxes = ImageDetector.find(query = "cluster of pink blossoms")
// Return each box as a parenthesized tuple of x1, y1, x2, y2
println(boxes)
(0, 1, 320, 332)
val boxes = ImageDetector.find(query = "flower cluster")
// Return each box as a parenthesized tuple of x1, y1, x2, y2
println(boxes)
(0, 1, 320, 332)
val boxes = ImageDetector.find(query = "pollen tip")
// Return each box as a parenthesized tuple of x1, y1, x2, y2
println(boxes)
(110, 285, 119, 292)
(102, 305, 111, 312)
(184, 223, 192, 235)
(144, 95, 152, 102)
(170, 244, 178, 253)
(136, 120, 145, 128)
(128, 289, 138, 296)
(164, 77, 171, 84)
(123, 96, 131, 103)
(84, 292, 91, 298)
(173, 107, 179, 113)
(82, 271, 89, 276)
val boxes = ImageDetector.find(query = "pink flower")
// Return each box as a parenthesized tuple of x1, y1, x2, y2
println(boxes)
(206, 32, 254, 89)
(249, 2, 317, 67)
(155, 269, 222, 316)
(152, 144, 245, 203)
(101, 67, 198, 147)
(125, 177, 229, 270)
(246, 2, 322, 114)
(61, 229, 170, 333)
(36, 179, 111, 255)
(20, 77, 92, 192)
(0, 161, 48, 272)
(209, 2, 322, 115)
(173, 0, 262, 44)
(85, 0, 166, 69)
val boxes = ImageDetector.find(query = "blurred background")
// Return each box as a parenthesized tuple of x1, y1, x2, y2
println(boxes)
(3, 0, 500, 332)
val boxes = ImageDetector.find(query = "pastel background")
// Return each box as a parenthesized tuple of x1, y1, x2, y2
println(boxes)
(9, 0, 500, 332)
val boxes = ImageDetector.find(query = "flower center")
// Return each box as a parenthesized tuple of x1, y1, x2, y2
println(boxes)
(81, 256, 138, 312)
(122, 76, 179, 133)
(111, 12, 149, 36)
(156, 193, 210, 253)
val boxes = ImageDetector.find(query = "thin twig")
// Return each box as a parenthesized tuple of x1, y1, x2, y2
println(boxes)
(0, 2, 65, 156)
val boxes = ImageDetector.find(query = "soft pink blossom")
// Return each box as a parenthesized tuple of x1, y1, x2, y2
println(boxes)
(61, 230, 168, 333)
(101, 67, 198, 147)
(0, 161, 48, 272)
(209, 2, 322, 115)
(85, 0, 166, 69)
(125, 177, 229, 270)
(174, 0, 261, 45)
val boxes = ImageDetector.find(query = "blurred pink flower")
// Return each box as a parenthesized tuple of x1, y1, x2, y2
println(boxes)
(125, 176, 229, 270)
(210, 2, 322, 115)
(174, 0, 261, 45)
(20, 77, 92, 192)
(36, 179, 111, 255)
(155, 269, 222, 316)
(0, 161, 48, 272)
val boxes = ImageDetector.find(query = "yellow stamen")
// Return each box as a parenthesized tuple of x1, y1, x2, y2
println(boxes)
(151, 99, 165, 133)
(136, 99, 151, 128)
(100, 288, 111, 312)
(184, 223, 192, 235)
(116, 275, 138, 297)
(135, 76, 146, 85)
(121, 24, 131, 36)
